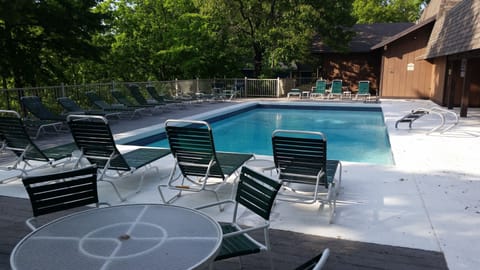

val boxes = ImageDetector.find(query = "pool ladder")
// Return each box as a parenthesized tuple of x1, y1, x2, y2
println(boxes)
(396, 107, 459, 134)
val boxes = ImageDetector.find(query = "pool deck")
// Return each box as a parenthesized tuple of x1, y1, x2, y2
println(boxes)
(1, 98, 479, 270)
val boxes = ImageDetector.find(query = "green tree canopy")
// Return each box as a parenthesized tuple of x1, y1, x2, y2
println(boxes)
(0, 0, 109, 88)
(92, 0, 245, 81)
(91, 0, 356, 80)
(353, 0, 429, 23)
(199, 0, 356, 77)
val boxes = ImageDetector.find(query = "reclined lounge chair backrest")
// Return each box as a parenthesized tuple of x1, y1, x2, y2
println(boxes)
(330, 80, 343, 95)
(357, 81, 370, 95)
(272, 130, 328, 188)
(67, 115, 130, 171)
(146, 85, 159, 99)
(86, 91, 113, 110)
(165, 119, 225, 179)
(314, 80, 327, 94)
(111, 90, 138, 107)
(21, 96, 65, 121)
(57, 97, 85, 113)
(127, 84, 150, 105)
(0, 110, 49, 162)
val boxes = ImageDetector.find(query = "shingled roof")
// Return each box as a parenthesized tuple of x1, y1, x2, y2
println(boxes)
(425, 0, 480, 58)
(371, 17, 436, 50)
(312, 23, 414, 53)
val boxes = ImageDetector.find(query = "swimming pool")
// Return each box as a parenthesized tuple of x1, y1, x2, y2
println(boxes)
(141, 104, 394, 165)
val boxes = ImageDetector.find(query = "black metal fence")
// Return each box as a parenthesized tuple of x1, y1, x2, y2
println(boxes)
(0, 77, 313, 117)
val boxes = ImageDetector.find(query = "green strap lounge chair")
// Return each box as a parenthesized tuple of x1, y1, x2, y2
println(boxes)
(355, 80, 371, 101)
(311, 80, 328, 99)
(272, 130, 342, 224)
(20, 96, 69, 138)
(20, 96, 66, 122)
(329, 79, 344, 99)
(0, 110, 77, 180)
(145, 85, 185, 107)
(158, 119, 254, 206)
(126, 84, 165, 112)
(67, 114, 171, 201)
(110, 90, 153, 115)
(196, 166, 281, 269)
(85, 91, 143, 119)
(22, 165, 109, 230)
(287, 88, 302, 99)
(57, 97, 121, 119)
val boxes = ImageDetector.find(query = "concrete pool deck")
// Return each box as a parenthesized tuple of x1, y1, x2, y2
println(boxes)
(1, 98, 479, 270)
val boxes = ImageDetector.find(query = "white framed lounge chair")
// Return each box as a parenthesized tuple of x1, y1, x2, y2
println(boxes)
(67, 114, 171, 201)
(355, 80, 371, 101)
(287, 88, 302, 99)
(272, 130, 342, 223)
(311, 80, 328, 99)
(158, 119, 254, 206)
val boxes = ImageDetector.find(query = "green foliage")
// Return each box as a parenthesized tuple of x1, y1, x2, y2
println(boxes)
(0, 0, 109, 87)
(93, 0, 245, 81)
(1, 0, 410, 85)
(353, 0, 428, 23)
(199, 0, 355, 77)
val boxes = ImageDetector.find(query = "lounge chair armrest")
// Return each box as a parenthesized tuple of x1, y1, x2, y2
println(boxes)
(195, 199, 234, 210)
(317, 170, 325, 179)
(62, 111, 85, 115)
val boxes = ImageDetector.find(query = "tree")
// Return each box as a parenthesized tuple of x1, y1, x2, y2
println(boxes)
(353, 0, 429, 23)
(199, 0, 356, 77)
(0, 0, 109, 87)
(94, 0, 244, 81)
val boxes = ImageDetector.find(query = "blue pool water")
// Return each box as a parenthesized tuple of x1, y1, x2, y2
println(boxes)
(146, 106, 394, 165)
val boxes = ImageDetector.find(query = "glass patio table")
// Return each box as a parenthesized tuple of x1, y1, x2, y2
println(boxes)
(10, 204, 222, 270)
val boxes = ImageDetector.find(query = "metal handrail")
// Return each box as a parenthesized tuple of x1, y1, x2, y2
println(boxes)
(415, 107, 459, 134)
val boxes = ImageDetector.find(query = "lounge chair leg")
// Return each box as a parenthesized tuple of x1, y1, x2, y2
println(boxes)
(336, 161, 343, 195)
(327, 183, 337, 224)
(99, 178, 127, 202)
(158, 165, 186, 204)
(158, 185, 183, 204)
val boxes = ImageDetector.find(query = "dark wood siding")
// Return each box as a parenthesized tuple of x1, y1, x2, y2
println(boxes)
(445, 57, 480, 107)
(322, 52, 381, 94)
(467, 59, 480, 106)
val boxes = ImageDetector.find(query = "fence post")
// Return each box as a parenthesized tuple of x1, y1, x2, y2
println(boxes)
(276, 77, 280, 98)
(244, 77, 247, 98)
(175, 78, 179, 96)
(61, 83, 66, 97)
(196, 77, 199, 93)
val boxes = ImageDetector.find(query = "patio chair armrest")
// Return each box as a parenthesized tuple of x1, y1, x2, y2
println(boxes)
(222, 223, 269, 239)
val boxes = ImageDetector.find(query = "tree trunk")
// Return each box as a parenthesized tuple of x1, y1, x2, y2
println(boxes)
(253, 43, 264, 78)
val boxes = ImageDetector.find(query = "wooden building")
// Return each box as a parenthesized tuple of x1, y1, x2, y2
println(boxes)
(373, 0, 480, 116)
(371, 17, 436, 99)
(312, 23, 414, 94)
(313, 0, 480, 116)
